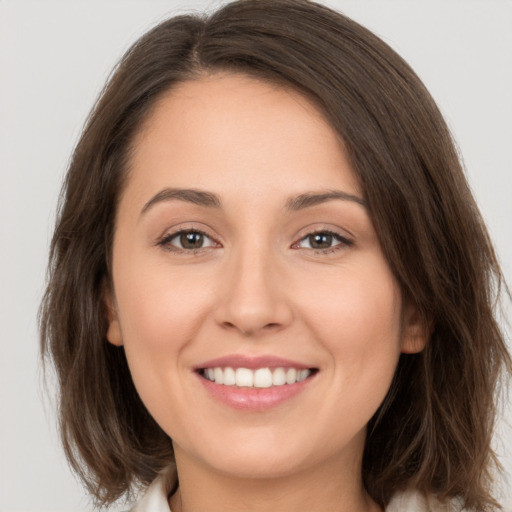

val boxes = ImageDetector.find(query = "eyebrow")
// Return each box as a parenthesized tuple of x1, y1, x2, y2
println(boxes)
(140, 187, 366, 216)
(140, 188, 221, 215)
(285, 190, 366, 210)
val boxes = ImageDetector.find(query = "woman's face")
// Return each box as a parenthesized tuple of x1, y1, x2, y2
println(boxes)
(107, 73, 425, 480)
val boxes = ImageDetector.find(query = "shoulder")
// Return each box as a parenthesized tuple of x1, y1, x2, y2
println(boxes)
(387, 490, 466, 512)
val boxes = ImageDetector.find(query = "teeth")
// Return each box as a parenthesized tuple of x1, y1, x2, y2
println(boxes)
(223, 367, 236, 386)
(254, 368, 272, 388)
(297, 369, 310, 382)
(272, 367, 286, 386)
(235, 368, 253, 387)
(203, 367, 312, 387)
(286, 368, 297, 384)
(214, 367, 224, 385)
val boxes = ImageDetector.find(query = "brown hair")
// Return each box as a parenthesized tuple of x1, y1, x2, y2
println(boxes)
(40, 0, 511, 509)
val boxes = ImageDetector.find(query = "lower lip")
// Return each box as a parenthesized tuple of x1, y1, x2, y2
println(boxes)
(197, 373, 315, 411)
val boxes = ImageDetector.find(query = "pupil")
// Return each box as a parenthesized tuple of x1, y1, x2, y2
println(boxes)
(180, 232, 203, 249)
(310, 233, 332, 249)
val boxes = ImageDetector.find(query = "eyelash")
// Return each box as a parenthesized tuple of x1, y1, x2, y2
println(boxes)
(157, 228, 218, 254)
(292, 230, 353, 254)
(157, 228, 353, 255)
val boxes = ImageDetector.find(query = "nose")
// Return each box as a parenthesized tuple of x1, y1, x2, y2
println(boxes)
(214, 245, 294, 337)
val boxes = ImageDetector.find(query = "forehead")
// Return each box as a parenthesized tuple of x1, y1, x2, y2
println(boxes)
(125, 72, 361, 206)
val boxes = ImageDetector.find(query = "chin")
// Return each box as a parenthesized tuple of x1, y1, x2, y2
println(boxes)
(208, 451, 312, 480)
(180, 427, 346, 481)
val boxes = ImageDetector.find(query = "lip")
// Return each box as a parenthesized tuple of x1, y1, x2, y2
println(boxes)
(194, 354, 317, 411)
(194, 355, 312, 371)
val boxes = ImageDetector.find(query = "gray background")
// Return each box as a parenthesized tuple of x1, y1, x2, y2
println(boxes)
(1, 1, 511, 510)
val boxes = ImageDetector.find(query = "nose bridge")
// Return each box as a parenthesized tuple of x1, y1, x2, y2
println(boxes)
(215, 237, 292, 336)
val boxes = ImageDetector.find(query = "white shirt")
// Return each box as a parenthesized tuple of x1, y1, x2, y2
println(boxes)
(128, 469, 461, 512)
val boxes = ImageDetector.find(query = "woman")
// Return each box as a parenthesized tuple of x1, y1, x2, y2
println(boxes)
(39, 0, 511, 510)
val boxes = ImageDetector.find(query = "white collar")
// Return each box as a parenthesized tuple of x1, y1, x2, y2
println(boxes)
(129, 469, 457, 512)
(129, 467, 175, 512)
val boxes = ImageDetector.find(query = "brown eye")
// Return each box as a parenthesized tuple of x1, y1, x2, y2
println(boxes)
(308, 233, 333, 249)
(180, 232, 205, 249)
(295, 231, 352, 252)
(160, 230, 216, 251)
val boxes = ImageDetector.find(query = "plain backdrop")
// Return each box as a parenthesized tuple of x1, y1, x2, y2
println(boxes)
(1, 1, 511, 511)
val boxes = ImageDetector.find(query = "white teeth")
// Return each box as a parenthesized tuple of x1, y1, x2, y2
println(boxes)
(297, 369, 311, 382)
(203, 366, 313, 387)
(286, 368, 297, 384)
(223, 367, 236, 386)
(272, 367, 286, 386)
(214, 367, 224, 385)
(254, 368, 273, 388)
(235, 368, 253, 387)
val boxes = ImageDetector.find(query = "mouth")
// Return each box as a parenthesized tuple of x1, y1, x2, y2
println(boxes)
(194, 356, 318, 410)
(198, 366, 318, 388)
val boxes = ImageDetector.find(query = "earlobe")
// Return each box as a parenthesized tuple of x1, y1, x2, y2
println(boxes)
(400, 302, 430, 354)
(104, 288, 123, 347)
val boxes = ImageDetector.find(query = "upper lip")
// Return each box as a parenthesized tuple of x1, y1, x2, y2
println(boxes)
(194, 355, 315, 371)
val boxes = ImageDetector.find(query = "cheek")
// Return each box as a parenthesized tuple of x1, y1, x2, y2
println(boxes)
(115, 248, 215, 335)
(112, 259, 222, 435)
(113, 257, 214, 391)
(296, 258, 403, 404)
(301, 259, 401, 340)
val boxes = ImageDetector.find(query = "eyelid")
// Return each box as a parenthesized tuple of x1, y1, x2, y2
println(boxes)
(156, 224, 222, 253)
(155, 223, 353, 254)
(291, 227, 354, 252)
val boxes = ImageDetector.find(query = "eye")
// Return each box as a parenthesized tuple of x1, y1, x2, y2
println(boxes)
(159, 229, 217, 251)
(295, 230, 352, 251)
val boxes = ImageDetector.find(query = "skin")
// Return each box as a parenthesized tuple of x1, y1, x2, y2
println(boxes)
(106, 72, 427, 512)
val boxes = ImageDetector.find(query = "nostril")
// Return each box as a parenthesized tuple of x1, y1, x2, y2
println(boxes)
(220, 319, 278, 333)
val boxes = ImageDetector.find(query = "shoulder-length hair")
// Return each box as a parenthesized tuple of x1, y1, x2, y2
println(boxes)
(40, 0, 511, 509)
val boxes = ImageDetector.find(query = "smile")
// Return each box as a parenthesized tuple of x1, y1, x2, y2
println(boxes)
(195, 357, 318, 410)
(200, 367, 314, 388)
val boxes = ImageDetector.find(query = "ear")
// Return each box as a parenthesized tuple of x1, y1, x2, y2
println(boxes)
(400, 302, 430, 354)
(104, 288, 123, 347)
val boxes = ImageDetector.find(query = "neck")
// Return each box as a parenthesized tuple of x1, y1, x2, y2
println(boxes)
(169, 445, 382, 512)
